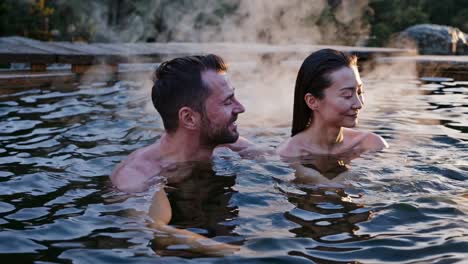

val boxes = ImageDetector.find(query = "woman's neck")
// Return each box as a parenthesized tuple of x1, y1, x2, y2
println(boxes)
(301, 121, 344, 152)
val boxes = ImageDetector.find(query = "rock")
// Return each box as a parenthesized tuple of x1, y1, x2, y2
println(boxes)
(397, 24, 467, 55)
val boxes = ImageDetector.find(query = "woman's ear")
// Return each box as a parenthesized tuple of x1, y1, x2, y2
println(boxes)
(304, 93, 319, 111)
(178, 107, 200, 130)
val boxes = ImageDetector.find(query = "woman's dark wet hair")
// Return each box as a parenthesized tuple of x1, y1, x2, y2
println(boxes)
(151, 54, 227, 133)
(291, 49, 357, 136)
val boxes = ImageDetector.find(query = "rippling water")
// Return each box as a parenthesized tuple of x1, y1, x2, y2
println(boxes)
(0, 72, 467, 263)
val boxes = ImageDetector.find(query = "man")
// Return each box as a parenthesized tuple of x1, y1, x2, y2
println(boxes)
(111, 54, 247, 255)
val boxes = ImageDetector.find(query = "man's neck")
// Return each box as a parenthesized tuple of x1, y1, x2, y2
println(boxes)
(157, 132, 214, 163)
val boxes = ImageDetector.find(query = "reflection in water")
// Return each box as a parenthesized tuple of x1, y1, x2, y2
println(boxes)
(284, 150, 366, 184)
(283, 185, 371, 244)
(149, 163, 240, 257)
(276, 151, 373, 263)
(421, 80, 468, 135)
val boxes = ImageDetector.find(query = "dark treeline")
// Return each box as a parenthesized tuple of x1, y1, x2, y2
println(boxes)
(0, 0, 467, 46)
(0, 0, 151, 42)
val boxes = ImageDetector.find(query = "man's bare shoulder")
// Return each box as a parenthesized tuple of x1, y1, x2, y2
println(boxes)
(111, 144, 162, 193)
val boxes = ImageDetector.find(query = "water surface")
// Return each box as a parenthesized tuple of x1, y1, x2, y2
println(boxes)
(0, 74, 467, 263)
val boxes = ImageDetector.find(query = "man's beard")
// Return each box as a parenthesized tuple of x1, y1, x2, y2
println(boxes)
(200, 114, 239, 147)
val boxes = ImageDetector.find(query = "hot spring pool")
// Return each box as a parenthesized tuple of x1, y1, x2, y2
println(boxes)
(0, 69, 467, 263)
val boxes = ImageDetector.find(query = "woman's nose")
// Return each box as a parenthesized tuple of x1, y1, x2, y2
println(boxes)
(352, 95, 363, 110)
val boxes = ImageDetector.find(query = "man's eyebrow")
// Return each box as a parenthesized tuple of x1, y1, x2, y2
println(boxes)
(223, 93, 234, 102)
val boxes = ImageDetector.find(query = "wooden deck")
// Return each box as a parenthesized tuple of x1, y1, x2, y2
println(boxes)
(1, 36, 468, 87)
(0, 36, 413, 71)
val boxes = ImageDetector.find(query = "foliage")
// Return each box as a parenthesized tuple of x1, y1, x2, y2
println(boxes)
(0, 0, 466, 46)
(0, 0, 51, 40)
(0, 0, 155, 42)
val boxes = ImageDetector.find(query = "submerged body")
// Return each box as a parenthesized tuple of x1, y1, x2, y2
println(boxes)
(111, 55, 248, 255)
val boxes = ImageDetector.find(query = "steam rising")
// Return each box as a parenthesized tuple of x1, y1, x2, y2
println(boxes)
(73, 0, 370, 46)
(71, 0, 418, 135)
(149, 0, 327, 44)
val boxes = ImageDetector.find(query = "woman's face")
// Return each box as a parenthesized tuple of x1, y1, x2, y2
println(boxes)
(313, 66, 364, 128)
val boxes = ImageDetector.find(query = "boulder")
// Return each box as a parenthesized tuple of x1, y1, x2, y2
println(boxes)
(397, 24, 467, 55)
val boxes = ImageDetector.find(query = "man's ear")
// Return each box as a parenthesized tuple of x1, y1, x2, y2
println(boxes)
(178, 106, 200, 130)
(304, 93, 319, 111)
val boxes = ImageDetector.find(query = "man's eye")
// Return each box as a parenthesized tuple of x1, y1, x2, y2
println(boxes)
(224, 99, 232, 105)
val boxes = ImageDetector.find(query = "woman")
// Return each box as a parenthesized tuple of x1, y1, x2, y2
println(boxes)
(278, 49, 387, 182)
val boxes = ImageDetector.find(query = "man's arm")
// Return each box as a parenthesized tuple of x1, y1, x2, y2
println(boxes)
(221, 136, 253, 152)
(148, 187, 239, 256)
(220, 136, 275, 159)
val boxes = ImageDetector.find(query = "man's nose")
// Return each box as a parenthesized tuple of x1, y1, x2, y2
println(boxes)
(234, 99, 245, 114)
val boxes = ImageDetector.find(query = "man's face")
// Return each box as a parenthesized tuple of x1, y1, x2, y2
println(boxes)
(199, 70, 245, 147)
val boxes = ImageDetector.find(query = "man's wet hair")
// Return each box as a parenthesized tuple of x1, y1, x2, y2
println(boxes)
(152, 54, 228, 133)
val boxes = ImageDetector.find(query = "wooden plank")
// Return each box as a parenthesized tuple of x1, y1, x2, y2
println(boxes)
(1, 38, 100, 65)
(91, 43, 146, 63)
(0, 42, 51, 54)
(0, 36, 78, 54)
(51, 42, 128, 64)
(98, 43, 172, 62)
(51, 41, 111, 54)
(0, 36, 418, 68)
(0, 38, 56, 64)
(0, 53, 54, 64)
(71, 64, 118, 74)
(31, 64, 47, 72)
(0, 38, 127, 64)
(0, 70, 75, 88)
(93, 43, 141, 55)
(48, 42, 109, 64)
(93, 43, 182, 63)
(0, 36, 43, 46)
(0, 37, 96, 65)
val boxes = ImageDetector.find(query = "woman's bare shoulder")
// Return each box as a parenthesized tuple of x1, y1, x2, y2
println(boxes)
(343, 128, 388, 151)
(277, 136, 306, 158)
(362, 132, 388, 151)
